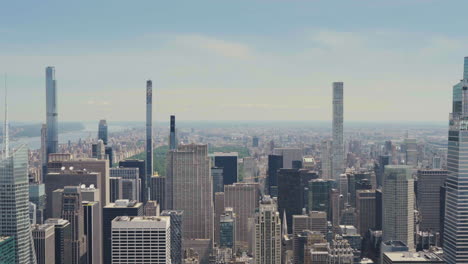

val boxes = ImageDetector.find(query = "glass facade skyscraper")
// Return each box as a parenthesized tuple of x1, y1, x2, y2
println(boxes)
(444, 57, 468, 264)
(46, 66, 58, 160)
(0, 145, 33, 263)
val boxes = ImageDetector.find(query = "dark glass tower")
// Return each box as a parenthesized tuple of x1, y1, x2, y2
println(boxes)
(170, 115, 176, 150)
(267, 154, 283, 196)
(145, 80, 153, 202)
(98, 119, 108, 145)
(46, 66, 58, 160)
(161, 210, 183, 264)
(214, 154, 238, 185)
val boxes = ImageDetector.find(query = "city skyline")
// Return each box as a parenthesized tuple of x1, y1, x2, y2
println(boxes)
(1, 1, 468, 122)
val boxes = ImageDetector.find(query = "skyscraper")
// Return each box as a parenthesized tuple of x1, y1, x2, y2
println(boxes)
(44, 218, 72, 264)
(83, 201, 102, 264)
(98, 119, 108, 145)
(224, 182, 260, 252)
(332, 82, 344, 181)
(46, 66, 58, 160)
(254, 196, 282, 264)
(111, 216, 171, 264)
(31, 224, 55, 264)
(321, 140, 332, 179)
(416, 169, 447, 233)
(382, 165, 414, 250)
(161, 210, 183, 264)
(170, 115, 176, 150)
(119, 159, 146, 202)
(166, 144, 214, 241)
(110, 167, 141, 202)
(146, 80, 153, 202)
(214, 192, 225, 245)
(356, 189, 376, 237)
(102, 200, 143, 264)
(60, 186, 87, 264)
(0, 144, 34, 263)
(219, 208, 236, 250)
(267, 154, 283, 196)
(151, 175, 166, 210)
(444, 56, 468, 264)
(0, 236, 16, 264)
(214, 152, 239, 186)
(273, 148, 303, 169)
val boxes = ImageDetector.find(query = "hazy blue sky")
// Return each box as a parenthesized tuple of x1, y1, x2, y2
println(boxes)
(1, 0, 467, 122)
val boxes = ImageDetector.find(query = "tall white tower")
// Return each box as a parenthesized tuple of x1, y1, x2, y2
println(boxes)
(332, 82, 344, 181)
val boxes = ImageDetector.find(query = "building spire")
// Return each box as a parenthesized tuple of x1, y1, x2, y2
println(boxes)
(3, 73, 8, 158)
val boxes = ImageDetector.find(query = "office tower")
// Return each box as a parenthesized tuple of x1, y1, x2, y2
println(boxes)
(219, 208, 236, 249)
(105, 146, 113, 167)
(32, 224, 55, 264)
(161, 210, 183, 264)
(332, 82, 344, 180)
(339, 173, 349, 204)
(382, 251, 445, 264)
(119, 159, 146, 203)
(170, 115, 177, 150)
(356, 189, 376, 237)
(103, 199, 143, 264)
(151, 175, 166, 210)
(0, 145, 33, 263)
(212, 167, 224, 193)
(253, 136, 259, 147)
(377, 156, 391, 188)
(321, 140, 333, 179)
(98, 119, 108, 145)
(109, 177, 123, 202)
(47, 154, 110, 206)
(144, 200, 160, 216)
(146, 80, 153, 202)
(273, 148, 303, 169)
(267, 154, 283, 196)
(292, 211, 327, 264)
(110, 167, 141, 201)
(83, 201, 102, 264)
(439, 184, 446, 246)
(214, 192, 225, 245)
(243, 157, 257, 182)
(330, 188, 341, 227)
(254, 196, 282, 264)
(214, 152, 239, 185)
(29, 202, 37, 224)
(328, 236, 354, 263)
(166, 144, 214, 241)
(40, 123, 47, 180)
(46, 66, 58, 161)
(45, 170, 101, 218)
(44, 219, 71, 264)
(432, 157, 441, 169)
(404, 138, 418, 166)
(60, 186, 87, 264)
(91, 139, 106, 160)
(307, 179, 335, 213)
(416, 169, 447, 232)
(382, 165, 414, 250)
(277, 169, 317, 232)
(80, 184, 100, 202)
(112, 216, 171, 264)
(225, 182, 260, 251)
(375, 189, 383, 230)
(444, 56, 468, 264)
(0, 236, 16, 263)
(29, 183, 46, 224)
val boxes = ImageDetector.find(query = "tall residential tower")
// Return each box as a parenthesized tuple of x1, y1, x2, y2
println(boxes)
(145, 80, 153, 202)
(46, 66, 58, 161)
(332, 82, 344, 181)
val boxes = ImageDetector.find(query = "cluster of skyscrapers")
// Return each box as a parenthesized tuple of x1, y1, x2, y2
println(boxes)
(0, 57, 468, 264)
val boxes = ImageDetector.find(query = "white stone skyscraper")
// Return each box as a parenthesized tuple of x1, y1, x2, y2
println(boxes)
(444, 56, 468, 264)
(166, 144, 214, 242)
(46, 66, 58, 161)
(332, 82, 344, 181)
(254, 196, 281, 264)
(145, 80, 153, 202)
(382, 165, 414, 250)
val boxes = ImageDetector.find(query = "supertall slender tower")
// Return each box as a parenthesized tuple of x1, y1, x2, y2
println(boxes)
(444, 56, 468, 264)
(332, 82, 344, 181)
(169, 115, 176, 150)
(46, 67, 58, 161)
(145, 80, 153, 202)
